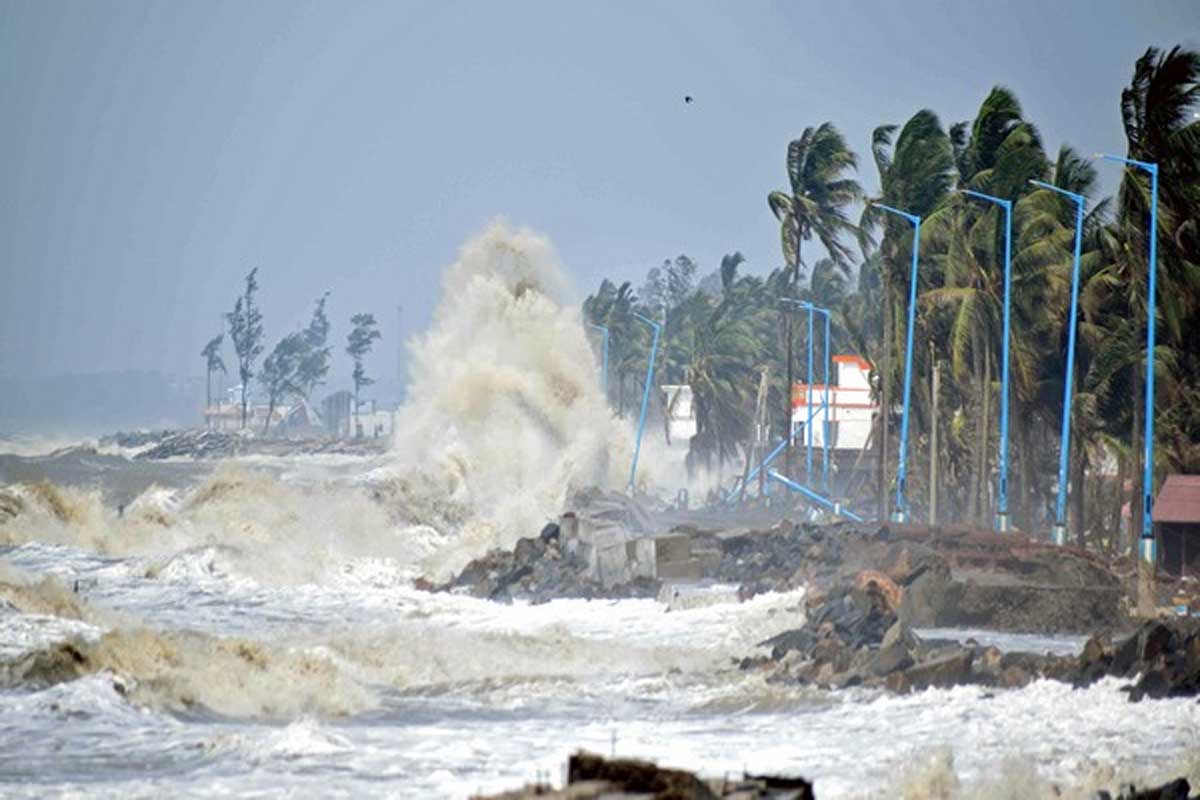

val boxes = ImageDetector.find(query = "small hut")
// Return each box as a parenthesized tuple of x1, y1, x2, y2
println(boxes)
(1154, 474, 1200, 576)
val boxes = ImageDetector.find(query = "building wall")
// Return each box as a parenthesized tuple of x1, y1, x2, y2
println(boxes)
(792, 355, 877, 451)
(661, 384, 697, 444)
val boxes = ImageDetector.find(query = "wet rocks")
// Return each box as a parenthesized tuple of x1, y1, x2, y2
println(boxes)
(126, 429, 390, 460)
(440, 528, 658, 603)
(752, 581, 1200, 700)
(1075, 619, 1200, 701)
(1099, 778, 1196, 799)
(475, 751, 814, 799)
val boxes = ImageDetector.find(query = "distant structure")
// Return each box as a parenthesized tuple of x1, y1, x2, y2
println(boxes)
(320, 389, 395, 439)
(661, 385, 697, 447)
(203, 385, 287, 432)
(1153, 474, 1200, 576)
(791, 355, 878, 451)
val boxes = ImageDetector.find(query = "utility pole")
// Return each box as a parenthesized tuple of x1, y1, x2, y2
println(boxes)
(756, 368, 770, 498)
(930, 343, 940, 526)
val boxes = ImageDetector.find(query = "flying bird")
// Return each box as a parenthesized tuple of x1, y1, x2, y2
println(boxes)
(684, 95, 694, 104)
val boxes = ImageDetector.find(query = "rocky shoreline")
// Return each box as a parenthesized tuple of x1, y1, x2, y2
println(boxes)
(443, 498, 1200, 701)
(100, 428, 391, 460)
(474, 752, 1198, 799)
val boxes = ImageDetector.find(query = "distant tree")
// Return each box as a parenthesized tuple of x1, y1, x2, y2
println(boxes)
(258, 332, 307, 434)
(346, 313, 381, 435)
(225, 268, 265, 429)
(200, 334, 226, 412)
(664, 255, 698, 309)
(638, 266, 666, 316)
(296, 292, 332, 398)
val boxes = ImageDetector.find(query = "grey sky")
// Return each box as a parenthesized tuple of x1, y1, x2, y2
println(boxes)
(0, 0, 1195, 384)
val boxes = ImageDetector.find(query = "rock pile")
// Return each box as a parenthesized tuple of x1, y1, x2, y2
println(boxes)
(706, 522, 1123, 634)
(475, 751, 813, 799)
(125, 429, 389, 460)
(745, 579, 1200, 701)
(438, 523, 657, 603)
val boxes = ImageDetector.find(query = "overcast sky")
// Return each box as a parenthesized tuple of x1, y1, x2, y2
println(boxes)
(0, 0, 1195, 384)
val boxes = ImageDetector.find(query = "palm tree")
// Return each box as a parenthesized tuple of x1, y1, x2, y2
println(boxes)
(583, 280, 642, 415)
(685, 258, 767, 476)
(767, 123, 863, 480)
(201, 334, 226, 420)
(921, 88, 1049, 525)
(861, 109, 955, 519)
(1110, 45, 1200, 539)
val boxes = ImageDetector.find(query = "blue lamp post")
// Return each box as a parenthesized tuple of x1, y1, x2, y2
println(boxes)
(1030, 179, 1086, 547)
(780, 299, 833, 494)
(1098, 154, 1159, 566)
(962, 189, 1014, 533)
(627, 311, 661, 494)
(806, 301, 815, 483)
(586, 323, 610, 397)
(873, 203, 921, 524)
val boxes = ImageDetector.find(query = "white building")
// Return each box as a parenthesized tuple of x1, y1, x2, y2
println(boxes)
(661, 384, 697, 445)
(791, 355, 877, 451)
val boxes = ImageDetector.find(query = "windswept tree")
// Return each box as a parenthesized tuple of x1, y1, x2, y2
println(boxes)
(225, 268, 264, 428)
(860, 109, 954, 519)
(346, 313, 381, 433)
(258, 332, 307, 434)
(768, 123, 863, 477)
(583, 280, 641, 414)
(296, 292, 332, 398)
(200, 334, 226, 412)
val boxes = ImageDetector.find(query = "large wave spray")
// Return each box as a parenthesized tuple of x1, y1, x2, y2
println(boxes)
(382, 222, 630, 578)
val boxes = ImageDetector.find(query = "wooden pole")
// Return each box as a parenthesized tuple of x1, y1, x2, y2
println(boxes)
(930, 344, 939, 527)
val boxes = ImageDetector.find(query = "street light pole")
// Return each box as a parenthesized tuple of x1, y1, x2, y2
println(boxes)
(823, 308, 831, 497)
(962, 189, 1014, 533)
(1030, 180, 1086, 546)
(628, 312, 661, 494)
(806, 302, 815, 483)
(873, 203, 921, 524)
(780, 299, 833, 495)
(1098, 154, 1159, 566)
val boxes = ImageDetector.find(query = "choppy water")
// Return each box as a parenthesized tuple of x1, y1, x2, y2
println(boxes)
(3, 520, 1200, 798)
(3, 225, 1199, 798)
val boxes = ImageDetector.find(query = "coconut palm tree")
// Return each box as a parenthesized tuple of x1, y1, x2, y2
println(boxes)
(201, 334, 226, 415)
(861, 109, 955, 519)
(921, 88, 1049, 525)
(685, 259, 768, 476)
(768, 123, 863, 481)
(1109, 45, 1200, 538)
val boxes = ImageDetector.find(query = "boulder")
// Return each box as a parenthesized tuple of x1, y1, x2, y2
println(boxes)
(886, 650, 975, 694)
(870, 621, 918, 677)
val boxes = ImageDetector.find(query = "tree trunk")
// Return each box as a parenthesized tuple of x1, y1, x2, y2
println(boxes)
(263, 397, 276, 435)
(1130, 367, 1145, 544)
(976, 343, 992, 527)
(354, 383, 360, 439)
(240, 381, 249, 429)
(1017, 411, 1032, 531)
(205, 368, 212, 430)
(1072, 442, 1088, 548)
(929, 353, 940, 526)
(1112, 452, 1128, 554)
(877, 293, 893, 521)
